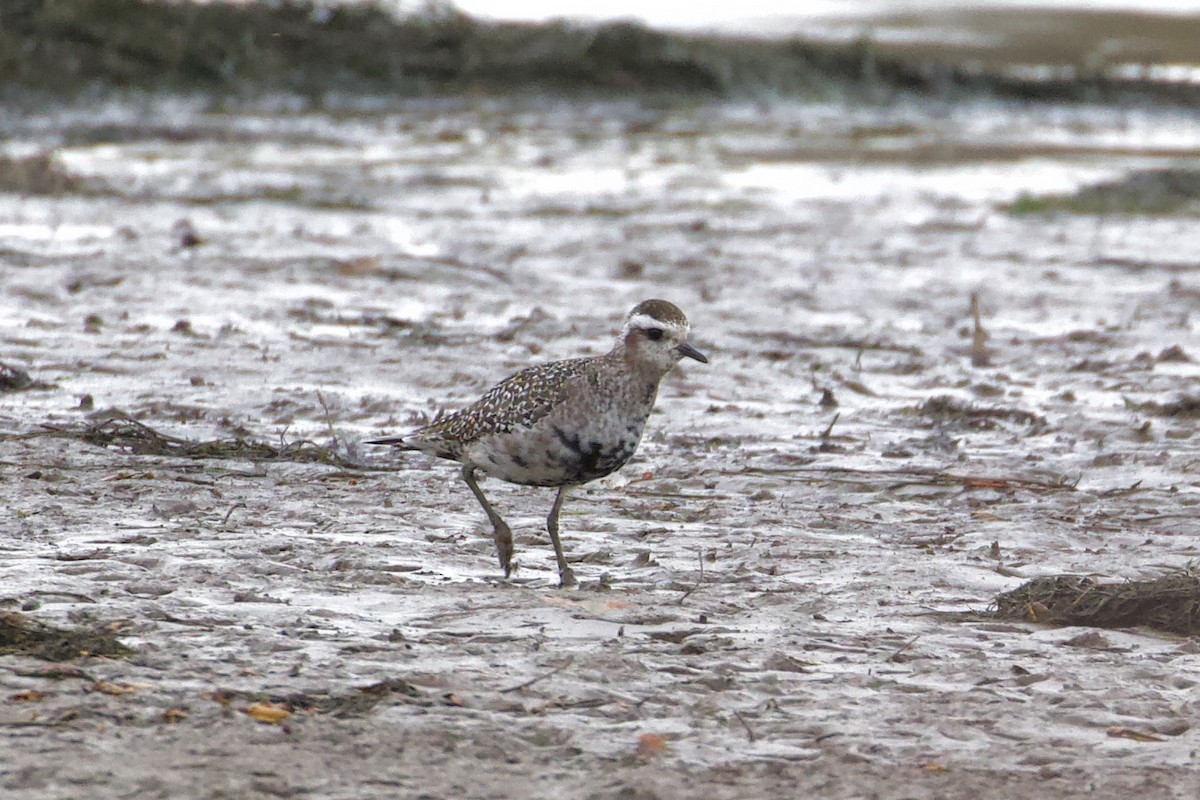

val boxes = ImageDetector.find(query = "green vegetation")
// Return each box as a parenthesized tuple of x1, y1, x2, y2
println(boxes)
(1006, 168, 1200, 216)
(1006, 193, 1053, 215)
(0, 0, 893, 98)
(5, 0, 1200, 103)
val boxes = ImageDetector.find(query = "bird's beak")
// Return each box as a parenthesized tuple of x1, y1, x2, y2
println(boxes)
(675, 342, 708, 363)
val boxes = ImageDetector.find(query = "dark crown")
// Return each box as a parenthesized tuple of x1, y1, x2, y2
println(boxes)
(627, 299, 688, 327)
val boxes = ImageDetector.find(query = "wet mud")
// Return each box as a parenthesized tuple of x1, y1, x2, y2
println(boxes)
(2, 97, 1200, 798)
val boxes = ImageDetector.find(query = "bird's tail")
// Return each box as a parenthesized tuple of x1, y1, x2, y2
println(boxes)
(366, 436, 413, 448)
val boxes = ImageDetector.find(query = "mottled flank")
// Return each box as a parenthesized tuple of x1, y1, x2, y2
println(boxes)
(370, 299, 706, 585)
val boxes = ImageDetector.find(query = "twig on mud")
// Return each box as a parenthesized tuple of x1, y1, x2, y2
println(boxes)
(172, 475, 217, 487)
(214, 468, 269, 480)
(499, 656, 575, 694)
(221, 502, 247, 526)
(1100, 480, 1143, 496)
(885, 634, 920, 663)
(733, 709, 757, 743)
(595, 687, 650, 707)
(676, 549, 706, 605)
(23, 590, 96, 604)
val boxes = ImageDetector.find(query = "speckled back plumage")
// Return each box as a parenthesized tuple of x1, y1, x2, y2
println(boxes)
(401, 356, 594, 460)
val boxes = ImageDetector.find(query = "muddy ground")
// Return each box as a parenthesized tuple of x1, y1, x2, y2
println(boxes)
(2, 96, 1200, 798)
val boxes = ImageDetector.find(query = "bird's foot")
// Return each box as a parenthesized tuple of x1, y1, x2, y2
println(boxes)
(558, 565, 578, 589)
(494, 525, 515, 577)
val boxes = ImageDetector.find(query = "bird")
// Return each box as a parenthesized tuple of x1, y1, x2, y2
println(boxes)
(368, 299, 708, 587)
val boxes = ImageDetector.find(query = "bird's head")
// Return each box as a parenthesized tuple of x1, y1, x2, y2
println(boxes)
(617, 299, 708, 376)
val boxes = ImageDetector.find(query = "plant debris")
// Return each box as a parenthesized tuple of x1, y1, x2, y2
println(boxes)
(0, 612, 132, 661)
(0, 362, 54, 392)
(916, 396, 1047, 431)
(38, 417, 366, 469)
(1123, 395, 1200, 418)
(215, 678, 420, 718)
(994, 571, 1200, 635)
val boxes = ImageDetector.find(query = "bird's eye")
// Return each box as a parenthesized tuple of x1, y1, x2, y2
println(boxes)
(645, 328, 664, 341)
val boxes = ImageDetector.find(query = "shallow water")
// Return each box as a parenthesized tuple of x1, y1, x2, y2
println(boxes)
(2, 95, 1200, 798)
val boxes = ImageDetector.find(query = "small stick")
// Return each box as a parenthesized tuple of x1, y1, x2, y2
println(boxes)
(821, 413, 840, 440)
(594, 686, 644, 706)
(500, 656, 575, 694)
(26, 591, 96, 604)
(221, 502, 247, 527)
(676, 549, 706, 605)
(970, 292, 989, 367)
(733, 709, 757, 743)
(886, 634, 920, 662)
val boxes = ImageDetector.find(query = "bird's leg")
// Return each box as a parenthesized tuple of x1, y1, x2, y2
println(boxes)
(546, 486, 577, 588)
(461, 465, 514, 577)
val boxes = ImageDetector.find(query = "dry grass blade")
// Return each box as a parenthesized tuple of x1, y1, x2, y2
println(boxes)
(676, 549, 707, 605)
(970, 292, 990, 367)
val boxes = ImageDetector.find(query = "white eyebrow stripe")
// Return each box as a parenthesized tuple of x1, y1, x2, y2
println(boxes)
(626, 314, 687, 332)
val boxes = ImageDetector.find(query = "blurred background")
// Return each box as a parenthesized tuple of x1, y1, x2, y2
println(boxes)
(4, 0, 1200, 100)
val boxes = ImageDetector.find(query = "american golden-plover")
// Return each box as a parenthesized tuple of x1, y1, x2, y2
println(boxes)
(369, 299, 708, 587)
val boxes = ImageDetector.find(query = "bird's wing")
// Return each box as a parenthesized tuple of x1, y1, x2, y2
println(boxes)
(389, 357, 594, 455)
